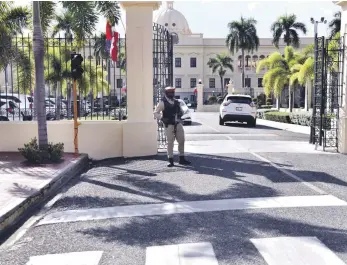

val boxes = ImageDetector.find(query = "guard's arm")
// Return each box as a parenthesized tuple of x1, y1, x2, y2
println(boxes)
(153, 101, 164, 120)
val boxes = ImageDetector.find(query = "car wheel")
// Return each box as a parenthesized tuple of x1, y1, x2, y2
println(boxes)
(248, 119, 256, 127)
(219, 116, 224, 126)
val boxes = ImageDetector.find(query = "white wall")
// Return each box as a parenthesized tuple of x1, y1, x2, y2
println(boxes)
(0, 121, 128, 160)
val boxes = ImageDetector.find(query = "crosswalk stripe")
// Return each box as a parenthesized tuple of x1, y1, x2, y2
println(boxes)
(26, 251, 103, 265)
(37, 195, 347, 226)
(250, 237, 346, 265)
(145, 242, 218, 265)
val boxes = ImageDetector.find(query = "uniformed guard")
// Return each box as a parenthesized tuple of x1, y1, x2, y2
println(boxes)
(154, 87, 191, 167)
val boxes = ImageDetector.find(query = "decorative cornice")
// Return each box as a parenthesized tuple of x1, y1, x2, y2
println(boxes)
(120, 1, 161, 10)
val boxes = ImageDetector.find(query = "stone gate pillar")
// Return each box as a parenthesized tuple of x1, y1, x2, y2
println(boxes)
(335, 1, 347, 153)
(121, 1, 160, 157)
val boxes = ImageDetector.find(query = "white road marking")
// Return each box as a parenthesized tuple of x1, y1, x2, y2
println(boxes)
(197, 120, 331, 195)
(36, 195, 347, 225)
(145, 242, 218, 265)
(26, 251, 103, 265)
(251, 236, 346, 265)
(249, 151, 326, 195)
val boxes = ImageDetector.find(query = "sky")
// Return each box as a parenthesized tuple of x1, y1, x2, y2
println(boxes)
(100, 0, 341, 39)
(15, 0, 340, 39)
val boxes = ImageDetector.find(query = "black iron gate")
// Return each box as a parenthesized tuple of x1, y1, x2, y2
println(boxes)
(153, 23, 174, 149)
(310, 35, 344, 151)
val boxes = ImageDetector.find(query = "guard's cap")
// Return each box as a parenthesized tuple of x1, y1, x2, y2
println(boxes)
(165, 86, 176, 92)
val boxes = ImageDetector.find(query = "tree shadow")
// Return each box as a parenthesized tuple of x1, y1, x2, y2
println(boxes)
(77, 209, 347, 261)
(7, 183, 38, 198)
(224, 122, 282, 131)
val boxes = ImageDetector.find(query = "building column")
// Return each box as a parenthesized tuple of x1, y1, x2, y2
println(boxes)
(196, 80, 204, 112)
(121, 1, 160, 157)
(335, 1, 347, 153)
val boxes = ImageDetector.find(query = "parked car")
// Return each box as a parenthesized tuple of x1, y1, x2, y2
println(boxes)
(178, 99, 192, 125)
(0, 93, 34, 118)
(219, 94, 257, 127)
(0, 100, 32, 121)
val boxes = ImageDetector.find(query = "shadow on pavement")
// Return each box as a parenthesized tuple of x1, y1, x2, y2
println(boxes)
(224, 122, 282, 130)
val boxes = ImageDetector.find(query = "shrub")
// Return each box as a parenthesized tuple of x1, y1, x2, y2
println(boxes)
(266, 98, 273, 105)
(260, 105, 272, 109)
(264, 111, 290, 123)
(289, 112, 312, 127)
(18, 137, 64, 164)
(257, 109, 272, 119)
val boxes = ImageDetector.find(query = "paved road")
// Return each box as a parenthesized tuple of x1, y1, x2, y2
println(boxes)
(2, 112, 347, 265)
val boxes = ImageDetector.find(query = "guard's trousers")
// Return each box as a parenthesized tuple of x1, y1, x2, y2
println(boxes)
(165, 123, 185, 158)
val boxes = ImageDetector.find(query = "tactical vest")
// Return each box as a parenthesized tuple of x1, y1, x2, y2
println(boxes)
(162, 97, 181, 126)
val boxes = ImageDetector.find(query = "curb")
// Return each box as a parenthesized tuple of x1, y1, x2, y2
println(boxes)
(0, 154, 89, 240)
(257, 119, 310, 135)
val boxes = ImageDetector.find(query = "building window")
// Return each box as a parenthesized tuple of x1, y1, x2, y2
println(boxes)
(116, 79, 123, 88)
(258, 78, 263, 87)
(224, 78, 230, 87)
(190, 78, 197, 88)
(245, 77, 251, 87)
(190, 57, 197, 68)
(209, 78, 215, 88)
(175, 78, 182, 88)
(175, 58, 181, 68)
(153, 57, 158, 66)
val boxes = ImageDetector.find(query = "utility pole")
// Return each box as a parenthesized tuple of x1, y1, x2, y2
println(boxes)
(71, 53, 84, 155)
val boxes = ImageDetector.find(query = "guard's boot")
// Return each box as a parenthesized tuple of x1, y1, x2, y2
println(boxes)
(167, 158, 174, 167)
(179, 156, 191, 165)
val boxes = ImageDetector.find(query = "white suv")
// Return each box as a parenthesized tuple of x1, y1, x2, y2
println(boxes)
(219, 94, 257, 127)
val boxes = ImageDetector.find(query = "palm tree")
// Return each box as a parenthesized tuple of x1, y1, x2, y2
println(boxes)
(257, 46, 298, 112)
(39, 1, 56, 37)
(329, 11, 341, 39)
(207, 53, 234, 96)
(32, 1, 48, 153)
(271, 14, 307, 48)
(56, 1, 121, 46)
(0, 2, 32, 89)
(51, 12, 74, 41)
(226, 16, 259, 88)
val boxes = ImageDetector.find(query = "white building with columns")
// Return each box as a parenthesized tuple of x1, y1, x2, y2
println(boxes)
(155, 1, 314, 104)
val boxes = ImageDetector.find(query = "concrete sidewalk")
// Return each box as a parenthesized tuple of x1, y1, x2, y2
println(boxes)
(257, 119, 310, 135)
(0, 152, 89, 239)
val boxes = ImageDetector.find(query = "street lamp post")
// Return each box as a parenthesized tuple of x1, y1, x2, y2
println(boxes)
(310, 17, 327, 145)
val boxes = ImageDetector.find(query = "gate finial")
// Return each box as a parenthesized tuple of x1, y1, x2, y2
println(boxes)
(166, 1, 174, 9)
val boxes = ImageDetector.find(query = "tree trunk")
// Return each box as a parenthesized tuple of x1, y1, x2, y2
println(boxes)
(288, 85, 293, 112)
(33, 1, 48, 152)
(276, 93, 280, 110)
(67, 81, 72, 119)
(56, 81, 62, 119)
(220, 75, 224, 96)
(241, 49, 245, 88)
(305, 80, 312, 111)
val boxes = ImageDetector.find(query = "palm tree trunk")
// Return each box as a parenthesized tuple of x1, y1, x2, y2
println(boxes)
(241, 49, 245, 88)
(56, 81, 62, 119)
(288, 85, 293, 112)
(33, 1, 48, 153)
(220, 75, 224, 96)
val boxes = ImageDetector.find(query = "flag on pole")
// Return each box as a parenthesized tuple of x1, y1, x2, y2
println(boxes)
(110, 32, 119, 62)
(106, 20, 112, 40)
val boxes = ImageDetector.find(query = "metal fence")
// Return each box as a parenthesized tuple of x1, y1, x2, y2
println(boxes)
(0, 35, 127, 121)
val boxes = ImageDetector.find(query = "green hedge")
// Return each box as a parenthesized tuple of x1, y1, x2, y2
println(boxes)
(289, 112, 312, 127)
(264, 111, 291, 123)
(257, 109, 273, 119)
